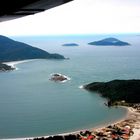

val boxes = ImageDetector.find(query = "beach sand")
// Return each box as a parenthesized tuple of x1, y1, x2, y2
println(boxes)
(130, 128, 140, 140)
(128, 107, 140, 140)
(88, 106, 140, 140)
(3, 59, 36, 70)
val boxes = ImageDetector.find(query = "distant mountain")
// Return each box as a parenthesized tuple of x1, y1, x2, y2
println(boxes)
(0, 35, 65, 62)
(62, 43, 79, 47)
(88, 37, 130, 46)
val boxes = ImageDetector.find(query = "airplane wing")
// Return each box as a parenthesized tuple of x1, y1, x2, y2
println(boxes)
(0, 0, 73, 22)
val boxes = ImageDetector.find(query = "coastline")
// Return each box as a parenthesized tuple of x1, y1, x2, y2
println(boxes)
(92, 106, 140, 140)
(2, 105, 139, 140)
(3, 59, 37, 70)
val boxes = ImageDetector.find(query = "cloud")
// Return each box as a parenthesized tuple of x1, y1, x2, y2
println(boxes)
(0, 0, 140, 36)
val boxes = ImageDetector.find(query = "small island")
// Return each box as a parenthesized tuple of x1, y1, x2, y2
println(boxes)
(62, 43, 79, 47)
(50, 73, 70, 82)
(0, 63, 15, 72)
(88, 37, 130, 46)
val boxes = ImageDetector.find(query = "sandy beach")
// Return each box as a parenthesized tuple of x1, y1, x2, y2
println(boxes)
(128, 107, 140, 140)
(88, 106, 140, 140)
(91, 106, 140, 140)
(3, 59, 36, 70)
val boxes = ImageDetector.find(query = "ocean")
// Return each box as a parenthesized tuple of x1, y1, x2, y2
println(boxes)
(0, 34, 140, 139)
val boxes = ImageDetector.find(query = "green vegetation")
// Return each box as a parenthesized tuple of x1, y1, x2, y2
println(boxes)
(84, 79, 140, 104)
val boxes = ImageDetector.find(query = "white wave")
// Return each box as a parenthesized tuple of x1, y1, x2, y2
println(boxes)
(79, 85, 84, 89)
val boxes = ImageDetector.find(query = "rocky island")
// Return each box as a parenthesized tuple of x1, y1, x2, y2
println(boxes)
(0, 35, 65, 62)
(0, 63, 15, 72)
(88, 37, 130, 46)
(50, 73, 70, 82)
(62, 43, 79, 47)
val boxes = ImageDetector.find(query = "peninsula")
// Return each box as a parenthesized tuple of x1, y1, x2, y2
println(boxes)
(84, 79, 140, 105)
(0, 35, 65, 62)
(88, 37, 130, 46)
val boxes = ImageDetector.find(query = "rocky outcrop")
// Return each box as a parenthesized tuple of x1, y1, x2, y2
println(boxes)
(0, 63, 15, 72)
(50, 73, 70, 82)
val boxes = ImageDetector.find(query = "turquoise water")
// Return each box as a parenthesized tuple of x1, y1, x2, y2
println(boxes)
(0, 34, 140, 139)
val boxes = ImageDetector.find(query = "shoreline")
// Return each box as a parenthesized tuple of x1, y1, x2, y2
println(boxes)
(3, 59, 37, 70)
(2, 105, 138, 140)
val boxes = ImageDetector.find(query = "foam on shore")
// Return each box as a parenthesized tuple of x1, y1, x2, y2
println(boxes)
(79, 85, 84, 89)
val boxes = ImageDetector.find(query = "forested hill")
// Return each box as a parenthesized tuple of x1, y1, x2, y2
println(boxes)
(0, 35, 65, 62)
(84, 79, 140, 103)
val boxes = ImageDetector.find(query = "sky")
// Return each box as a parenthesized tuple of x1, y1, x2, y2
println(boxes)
(0, 0, 140, 36)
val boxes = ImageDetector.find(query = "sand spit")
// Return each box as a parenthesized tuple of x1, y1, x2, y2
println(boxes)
(3, 59, 36, 70)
